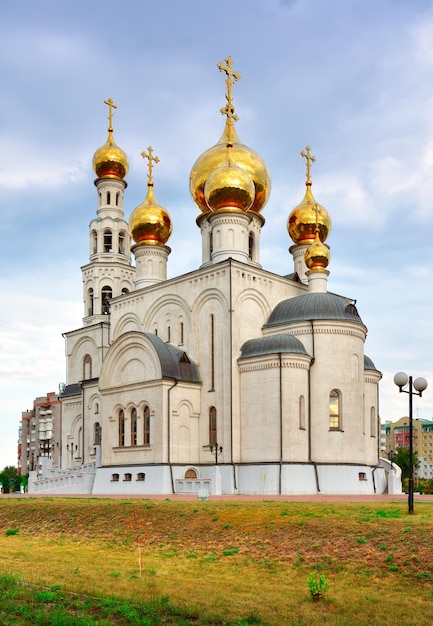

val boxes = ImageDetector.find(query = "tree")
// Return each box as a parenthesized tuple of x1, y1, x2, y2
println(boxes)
(393, 447, 420, 481)
(0, 466, 22, 494)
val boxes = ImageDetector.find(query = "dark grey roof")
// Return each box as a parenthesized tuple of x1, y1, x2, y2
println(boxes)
(61, 383, 82, 397)
(265, 292, 364, 328)
(145, 333, 201, 383)
(239, 334, 308, 359)
(364, 355, 378, 371)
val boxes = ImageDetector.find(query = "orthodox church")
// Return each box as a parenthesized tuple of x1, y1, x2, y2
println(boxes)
(31, 57, 388, 496)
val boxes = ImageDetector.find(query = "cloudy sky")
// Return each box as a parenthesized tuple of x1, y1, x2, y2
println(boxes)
(1, 0, 433, 469)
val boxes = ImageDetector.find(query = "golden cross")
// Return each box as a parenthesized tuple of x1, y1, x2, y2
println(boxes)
(141, 146, 160, 185)
(104, 98, 117, 133)
(217, 56, 240, 120)
(301, 145, 316, 183)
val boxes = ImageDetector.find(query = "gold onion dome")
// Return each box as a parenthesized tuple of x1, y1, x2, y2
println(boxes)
(288, 146, 331, 245)
(190, 56, 271, 214)
(93, 98, 129, 181)
(204, 145, 255, 213)
(304, 229, 331, 270)
(129, 147, 172, 246)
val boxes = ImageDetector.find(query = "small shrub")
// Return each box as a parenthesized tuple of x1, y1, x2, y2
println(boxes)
(5, 529, 19, 536)
(307, 571, 329, 601)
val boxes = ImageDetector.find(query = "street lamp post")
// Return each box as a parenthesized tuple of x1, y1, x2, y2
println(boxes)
(209, 443, 223, 465)
(393, 372, 428, 514)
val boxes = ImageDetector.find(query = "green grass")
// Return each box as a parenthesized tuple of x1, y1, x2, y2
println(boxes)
(1, 498, 433, 625)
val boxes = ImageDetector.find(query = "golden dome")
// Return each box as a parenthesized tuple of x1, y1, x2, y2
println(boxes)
(190, 56, 271, 214)
(92, 98, 128, 181)
(93, 137, 129, 180)
(304, 230, 331, 270)
(204, 145, 255, 213)
(130, 185, 172, 245)
(129, 146, 172, 246)
(288, 146, 331, 245)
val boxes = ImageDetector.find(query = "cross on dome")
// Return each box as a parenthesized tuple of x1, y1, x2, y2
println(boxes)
(301, 145, 316, 184)
(218, 56, 240, 123)
(141, 146, 160, 186)
(104, 98, 117, 136)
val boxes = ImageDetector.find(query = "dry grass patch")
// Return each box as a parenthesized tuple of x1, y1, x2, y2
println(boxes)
(1, 498, 433, 624)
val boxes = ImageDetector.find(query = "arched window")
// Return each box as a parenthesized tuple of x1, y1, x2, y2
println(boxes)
(248, 232, 254, 260)
(111, 473, 119, 482)
(299, 395, 306, 430)
(118, 410, 125, 447)
(137, 472, 146, 481)
(88, 288, 94, 316)
(131, 408, 137, 446)
(116, 191, 121, 206)
(119, 232, 125, 255)
(209, 407, 217, 445)
(209, 232, 213, 259)
(103, 229, 112, 253)
(329, 390, 341, 430)
(106, 191, 111, 205)
(101, 286, 112, 314)
(209, 315, 215, 391)
(185, 468, 197, 479)
(123, 473, 132, 482)
(94, 422, 101, 446)
(91, 230, 97, 255)
(143, 405, 150, 445)
(179, 321, 184, 345)
(83, 354, 92, 380)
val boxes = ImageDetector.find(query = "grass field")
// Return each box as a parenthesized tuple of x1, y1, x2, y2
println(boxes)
(0, 497, 433, 625)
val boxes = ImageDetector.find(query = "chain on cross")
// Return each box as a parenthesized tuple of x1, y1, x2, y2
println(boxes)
(301, 145, 316, 183)
(141, 146, 160, 185)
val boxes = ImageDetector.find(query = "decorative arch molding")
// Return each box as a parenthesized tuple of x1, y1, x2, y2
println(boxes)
(192, 287, 229, 316)
(177, 398, 200, 419)
(70, 414, 83, 439)
(143, 294, 192, 330)
(70, 336, 99, 368)
(99, 331, 162, 391)
(86, 392, 102, 411)
(112, 312, 142, 341)
(234, 288, 272, 322)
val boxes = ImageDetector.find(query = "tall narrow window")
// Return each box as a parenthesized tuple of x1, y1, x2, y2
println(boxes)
(370, 407, 376, 437)
(329, 390, 341, 430)
(209, 406, 217, 445)
(101, 286, 112, 314)
(103, 230, 112, 253)
(94, 422, 101, 446)
(248, 232, 254, 260)
(299, 395, 306, 430)
(83, 354, 92, 380)
(119, 232, 125, 255)
(91, 230, 97, 255)
(210, 314, 215, 391)
(209, 232, 213, 260)
(118, 410, 125, 446)
(106, 191, 111, 205)
(88, 288, 94, 316)
(180, 321, 184, 345)
(167, 325, 171, 342)
(116, 191, 120, 206)
(131, 408, 137, 446)
(143, 405, 150, 445)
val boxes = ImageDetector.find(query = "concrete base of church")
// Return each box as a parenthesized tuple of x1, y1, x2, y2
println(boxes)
(90, 463, 388, 496)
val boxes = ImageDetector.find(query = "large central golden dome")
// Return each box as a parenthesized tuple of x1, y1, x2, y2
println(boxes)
(190, 57, 271, 214)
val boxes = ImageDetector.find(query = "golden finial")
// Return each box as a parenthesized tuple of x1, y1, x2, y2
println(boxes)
(141, 146, 160, 186)
(217, 56, 240, 127)
(301, 145, 316, 184)
(104, 98, 118, 141)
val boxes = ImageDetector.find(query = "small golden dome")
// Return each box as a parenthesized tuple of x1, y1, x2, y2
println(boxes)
(129, 185, 172, 245)
(288, 146, 331, 245)
(130, 146, 172, 246)
(204, 145, 255, 213)
(288, 183, 331, 245)
(93, 137, 129, 180)
(304, 230, 331, 270)
(93, 98, 128, 181)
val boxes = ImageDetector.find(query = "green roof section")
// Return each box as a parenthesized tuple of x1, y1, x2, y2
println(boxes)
(239, 334, 308, 359)
(265, 292, 364, 328)
(144, 333, 201, 383)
